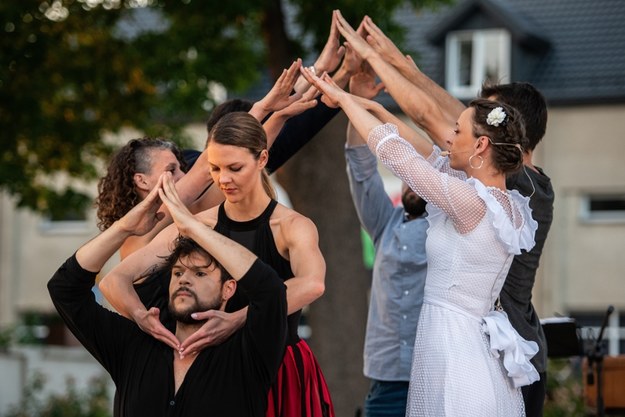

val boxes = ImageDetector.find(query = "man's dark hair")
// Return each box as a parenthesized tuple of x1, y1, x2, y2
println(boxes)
(164, 236, 231, 284)
(480, 82, 547, 151)
(206, 99, 254, 134)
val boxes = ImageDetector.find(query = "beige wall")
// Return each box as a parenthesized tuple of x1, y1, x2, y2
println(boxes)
(536, 104, 625, 317)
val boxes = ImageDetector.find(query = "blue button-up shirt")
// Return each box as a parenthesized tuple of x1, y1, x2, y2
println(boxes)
(346, 144, 428, 381)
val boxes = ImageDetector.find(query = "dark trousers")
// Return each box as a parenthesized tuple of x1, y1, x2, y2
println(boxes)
(364, 380, 409, 417)
(522, 371, 547, 417)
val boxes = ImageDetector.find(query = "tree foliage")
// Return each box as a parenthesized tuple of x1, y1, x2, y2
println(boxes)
(1, 0, 447, 217)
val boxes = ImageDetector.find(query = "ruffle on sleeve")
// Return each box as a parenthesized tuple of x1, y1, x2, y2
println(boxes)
(509, 189, 538, 252)
(469, 178, 537, 255)
(482, 310, 540, 388)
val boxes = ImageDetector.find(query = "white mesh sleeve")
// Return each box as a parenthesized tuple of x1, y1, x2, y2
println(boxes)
(368, 123, 487, 233)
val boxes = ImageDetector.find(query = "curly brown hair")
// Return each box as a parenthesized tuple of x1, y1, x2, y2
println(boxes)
(95, 137, 186, 231)
(469, 99, 528, 174)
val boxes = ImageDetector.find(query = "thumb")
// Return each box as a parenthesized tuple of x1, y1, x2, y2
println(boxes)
(336, 46, 346, 59)
(190, 310, 217, 321)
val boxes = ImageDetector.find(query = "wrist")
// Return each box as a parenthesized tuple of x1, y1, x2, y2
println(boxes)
(110, 219, 137, 239)
(249, 101, 269, 121)
(332, 66, 350, 89)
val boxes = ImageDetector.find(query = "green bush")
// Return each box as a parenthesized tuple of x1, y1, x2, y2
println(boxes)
(3, 372, 111, 417)
(544, 358, 586, 417)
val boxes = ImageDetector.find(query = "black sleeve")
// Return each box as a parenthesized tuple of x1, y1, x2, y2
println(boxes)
(47, 254, 137, 381)
(266, 101, 340, 174)
(237, 259, 288, 377)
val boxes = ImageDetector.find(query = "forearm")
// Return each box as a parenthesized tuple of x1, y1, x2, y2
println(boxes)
(284, 276, 324, 315)
(352, 96, 434, 157)
(182, 219, 258, 280)
(263, 112, 289, 149)
(76, 221, 132, 272)
(249, 101, 270, 122)
(331, 65, 352, 90)
(266, 101, 339, 174)
(399, 62, 465, 125)
(98, 267, 151, 319)
(366, 54, 451, 147)
(345, 144, 394, 240)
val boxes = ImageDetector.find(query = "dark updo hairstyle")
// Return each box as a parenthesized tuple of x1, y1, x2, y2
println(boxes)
(469, 98, 528, 174)
(480, 82, 547, 152)
(206, 112, 276, 200)
(95, 137, 186, 231)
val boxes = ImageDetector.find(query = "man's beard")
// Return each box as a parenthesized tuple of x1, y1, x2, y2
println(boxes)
(168, 287, 222, 324)
(402, 189, 427, 218)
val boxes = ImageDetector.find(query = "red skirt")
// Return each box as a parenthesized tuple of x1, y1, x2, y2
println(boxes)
(266, 339, 335, 417)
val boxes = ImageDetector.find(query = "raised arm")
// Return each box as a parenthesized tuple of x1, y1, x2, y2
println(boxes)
(158, 173, 258, 279)
(263, 86, 319, 149)
(119, 149, 217, 259)
(78, 177, 165, 272)
(292, 12, 345, 94)
(301, 67, 486, 234)
(264, 25, 363, 174)
(301, 67, 434, 158)
(98, 211, 181, 348)
(362, 15, 465, 128)
(333, 11, 453, 148)
(345, 122, 395, 243)
(249, 59, 302, 122)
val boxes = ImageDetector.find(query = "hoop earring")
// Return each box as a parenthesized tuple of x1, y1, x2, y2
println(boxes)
(469, 154, 484, 170)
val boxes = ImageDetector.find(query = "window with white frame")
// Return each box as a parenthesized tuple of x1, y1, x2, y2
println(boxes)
(580, 193, 625, 223)
(446, 29, 511, 99)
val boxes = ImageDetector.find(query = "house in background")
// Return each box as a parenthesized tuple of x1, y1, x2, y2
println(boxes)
(390, 0, 625, 353)
(1, 0, 625, 411)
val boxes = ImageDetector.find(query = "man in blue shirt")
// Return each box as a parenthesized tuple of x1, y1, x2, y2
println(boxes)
(345, 123, 428, 417)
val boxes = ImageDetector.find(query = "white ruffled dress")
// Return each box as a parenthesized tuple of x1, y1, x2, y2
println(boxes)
(367, 124, 539, 417)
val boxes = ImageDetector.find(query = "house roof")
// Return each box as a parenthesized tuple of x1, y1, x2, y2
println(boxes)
(392, 0, 625, 105)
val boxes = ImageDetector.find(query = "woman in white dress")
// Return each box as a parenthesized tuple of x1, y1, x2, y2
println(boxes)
(301, 68, 539, 416)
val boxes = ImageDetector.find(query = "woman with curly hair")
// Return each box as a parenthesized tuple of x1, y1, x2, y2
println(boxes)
(95, 138, 193, 258)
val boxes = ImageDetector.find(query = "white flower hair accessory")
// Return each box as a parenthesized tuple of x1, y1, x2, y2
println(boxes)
(486, 107, 507, 127)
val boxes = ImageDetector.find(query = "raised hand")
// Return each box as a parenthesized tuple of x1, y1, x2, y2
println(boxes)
(158, 172, 201, 237)
(314, 14, 346, 74)
(349, 61, 385, 100)
(333, 10, 376, 61)
(362, 16, 406, 67)
(252, 59, 302, 119)
(300, 67, 345, 108)
(117, 174, 164, 236)
(133, 306, 180, 350)
(274, 85, 319, 119)
(178, 309, 247, 358)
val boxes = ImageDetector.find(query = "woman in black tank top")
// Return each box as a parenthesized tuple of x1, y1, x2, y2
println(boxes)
(206, 112, 334, 417)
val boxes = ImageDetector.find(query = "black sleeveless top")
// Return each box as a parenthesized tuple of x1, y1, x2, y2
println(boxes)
(214, 200, 300, 345)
